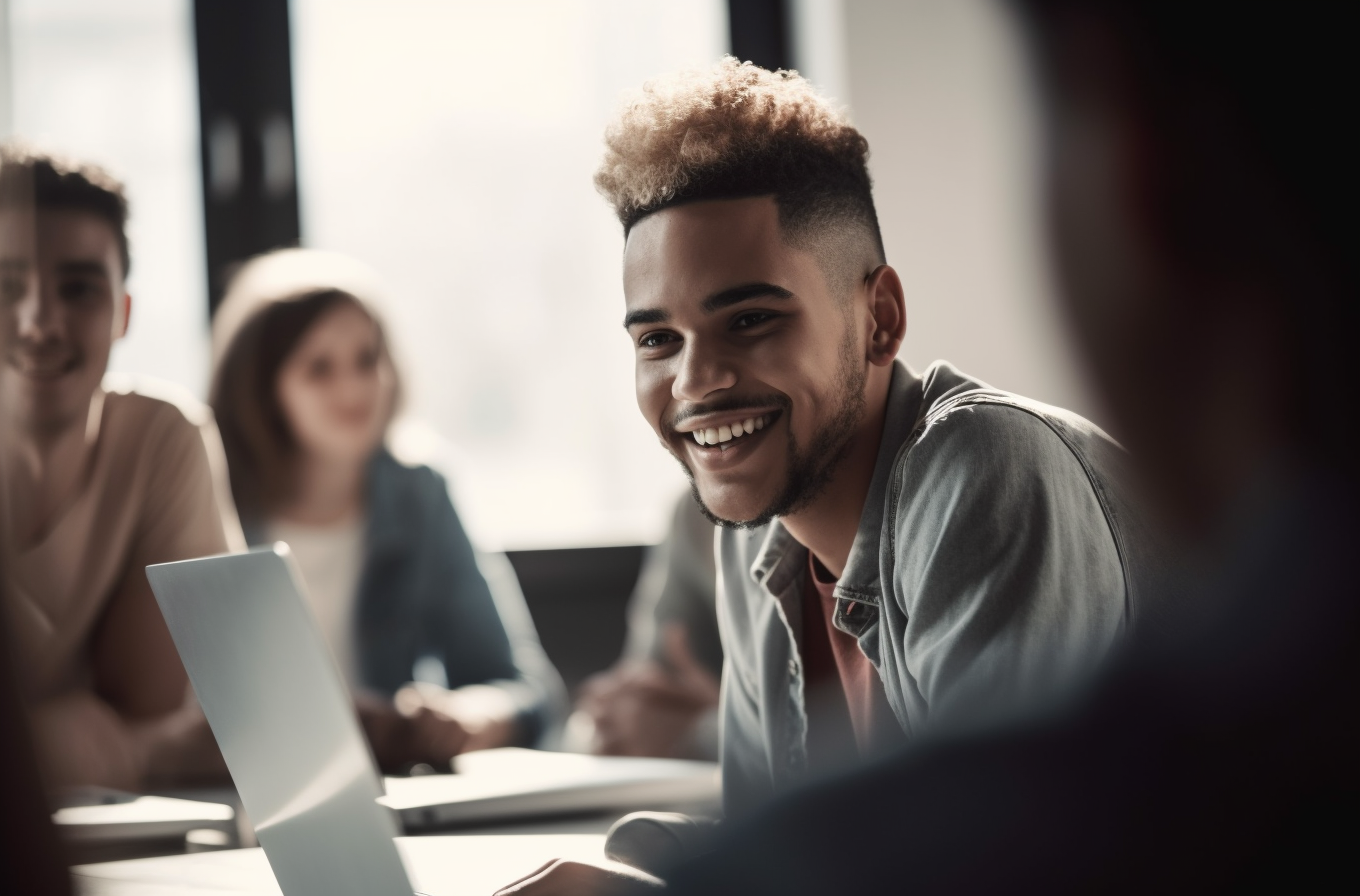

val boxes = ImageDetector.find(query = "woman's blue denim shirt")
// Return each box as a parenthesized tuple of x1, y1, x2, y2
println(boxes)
(244, 448, 566, 745)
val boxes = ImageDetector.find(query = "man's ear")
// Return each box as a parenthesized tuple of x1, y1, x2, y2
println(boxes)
(114, 292, 131, 340)
(864, 265, 906, 366)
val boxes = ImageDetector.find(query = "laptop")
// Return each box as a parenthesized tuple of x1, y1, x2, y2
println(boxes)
(148, 545, 419, 896)
(146, 545, 719, 896)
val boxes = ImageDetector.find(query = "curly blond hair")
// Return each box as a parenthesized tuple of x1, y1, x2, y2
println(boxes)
(594, 58, 883, 268)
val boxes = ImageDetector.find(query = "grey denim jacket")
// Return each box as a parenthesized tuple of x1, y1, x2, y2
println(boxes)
(717, 361, 1157, 818)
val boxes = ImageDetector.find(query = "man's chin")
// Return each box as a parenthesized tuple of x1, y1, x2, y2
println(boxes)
(4, 371, 94, 428)
(688, 483, 780, 531)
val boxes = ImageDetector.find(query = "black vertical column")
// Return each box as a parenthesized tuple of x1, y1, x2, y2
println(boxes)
(193, 0, 301, 315)
(728, 0, 793, 72)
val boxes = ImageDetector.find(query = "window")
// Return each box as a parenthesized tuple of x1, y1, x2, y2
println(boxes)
(291, 0, 728, 549)
(5, 0, 209, 396)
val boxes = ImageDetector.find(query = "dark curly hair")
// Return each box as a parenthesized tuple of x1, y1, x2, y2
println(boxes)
(0, 142, 132, 278)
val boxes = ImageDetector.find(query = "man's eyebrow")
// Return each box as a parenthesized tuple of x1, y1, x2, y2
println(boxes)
(623, 308, 669, 329)
(56, 260, 110, 278)
(701, 282, 793, 313)
(622, 283, 793, 329)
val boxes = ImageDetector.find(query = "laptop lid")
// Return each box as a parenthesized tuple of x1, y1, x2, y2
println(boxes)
(147, 545, 414, 896)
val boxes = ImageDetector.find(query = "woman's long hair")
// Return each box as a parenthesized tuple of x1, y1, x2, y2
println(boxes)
(209, 251, 402, 526)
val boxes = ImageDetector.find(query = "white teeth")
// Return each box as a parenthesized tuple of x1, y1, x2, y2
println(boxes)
(690, 415, 773, 447)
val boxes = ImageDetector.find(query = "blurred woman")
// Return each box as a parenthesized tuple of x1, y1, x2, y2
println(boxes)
(210, 249, 563, 771)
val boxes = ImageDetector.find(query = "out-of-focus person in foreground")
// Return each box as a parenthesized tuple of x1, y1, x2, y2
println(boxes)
(211, 249, 565, 772)
(0, 144, 243, 791)
(495, 56, 1162, 892)
(501, 2, 1358, 892)
(569, 495, 721, 760)
(0, 222, 73, 895)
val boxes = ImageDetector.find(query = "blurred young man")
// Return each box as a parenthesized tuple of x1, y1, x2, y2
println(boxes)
(569, 496, 721, 761)
(494, 58, 1159, 894)
(0, 145, 243, 790)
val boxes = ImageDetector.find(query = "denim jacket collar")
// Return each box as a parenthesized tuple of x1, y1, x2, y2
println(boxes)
(745, 361, 925, 609)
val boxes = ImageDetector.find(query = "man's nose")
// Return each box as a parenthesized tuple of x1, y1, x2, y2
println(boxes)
(14, 281, 62, 342)
(672, 341, 737, 402)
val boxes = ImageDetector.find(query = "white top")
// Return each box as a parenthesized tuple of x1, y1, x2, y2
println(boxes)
(267, 516, 366, 689)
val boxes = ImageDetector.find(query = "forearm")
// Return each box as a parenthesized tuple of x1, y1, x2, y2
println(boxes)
(30, 692, 150, 791)
(29, 691, 226, 791)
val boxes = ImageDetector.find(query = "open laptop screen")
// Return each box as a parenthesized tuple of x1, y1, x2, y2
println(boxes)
(148, 545, 413, 896)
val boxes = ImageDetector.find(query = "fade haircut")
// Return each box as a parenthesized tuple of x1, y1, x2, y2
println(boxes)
(595, 57, 885, 293)
(0, 142, 132, 278)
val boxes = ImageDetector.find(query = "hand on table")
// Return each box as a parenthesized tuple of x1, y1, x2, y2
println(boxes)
(356, 682, 523, 772)
(493, 859, 665, 895)
(354, 690, 469, 772)
(576, 625, 720, 758)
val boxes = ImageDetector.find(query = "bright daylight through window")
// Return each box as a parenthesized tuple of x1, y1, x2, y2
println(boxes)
(291, 0, 728, 549)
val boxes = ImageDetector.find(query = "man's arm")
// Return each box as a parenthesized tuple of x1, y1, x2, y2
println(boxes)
(35, 405, 238, 789)
(893, 405, 1126, 728)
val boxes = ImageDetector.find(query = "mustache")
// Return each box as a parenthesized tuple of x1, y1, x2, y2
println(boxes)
(666, 393, 789, 432)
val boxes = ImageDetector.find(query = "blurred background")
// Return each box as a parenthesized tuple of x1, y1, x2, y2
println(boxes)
(0, 0, 1098, 552)
(0, 0, 1098, 688)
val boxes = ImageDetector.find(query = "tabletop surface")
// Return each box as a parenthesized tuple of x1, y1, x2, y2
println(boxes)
(72, 832, 613, 896)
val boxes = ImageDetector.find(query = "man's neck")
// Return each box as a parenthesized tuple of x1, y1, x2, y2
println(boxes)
(780, 367, 893, 579)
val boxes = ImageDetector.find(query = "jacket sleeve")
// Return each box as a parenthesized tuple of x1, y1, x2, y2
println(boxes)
(892, 405, 1126, 732)
(421, 474, 567, 745)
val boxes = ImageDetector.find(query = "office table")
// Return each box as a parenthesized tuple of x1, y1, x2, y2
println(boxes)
(72, 832, 616, 895)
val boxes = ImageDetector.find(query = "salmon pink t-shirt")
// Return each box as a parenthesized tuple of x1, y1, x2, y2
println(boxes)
(800, 553, 906, 769)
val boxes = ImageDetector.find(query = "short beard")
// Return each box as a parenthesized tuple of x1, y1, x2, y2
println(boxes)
(683, 327, 868, 531)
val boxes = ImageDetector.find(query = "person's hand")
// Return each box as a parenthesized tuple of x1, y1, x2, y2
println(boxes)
(395, 681, 522, 753)
(493, 859, 665, 895)
(353, 690, 469, 773)
(576, 625, 720, 758)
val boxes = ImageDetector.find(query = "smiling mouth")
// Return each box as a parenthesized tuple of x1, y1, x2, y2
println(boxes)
(684, 411, 779, 450)
(9, 354, 77, 380)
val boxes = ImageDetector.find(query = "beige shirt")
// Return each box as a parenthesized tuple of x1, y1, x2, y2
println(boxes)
(3, 376, 242, 703)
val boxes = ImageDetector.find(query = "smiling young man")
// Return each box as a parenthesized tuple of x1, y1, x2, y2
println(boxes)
(494, 59, 1157, 895)
(597, 59, 1158, 823)
(0, 145, 243, 790)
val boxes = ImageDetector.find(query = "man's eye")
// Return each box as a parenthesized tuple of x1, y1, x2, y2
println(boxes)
(58, 279, 99, 303)
(732, 311, 776, 329)
(638, 332, 676, 349)
(307, 358, 334, 379)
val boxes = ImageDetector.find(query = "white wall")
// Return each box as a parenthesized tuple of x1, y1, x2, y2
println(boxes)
(811, 0, 1103, 425)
